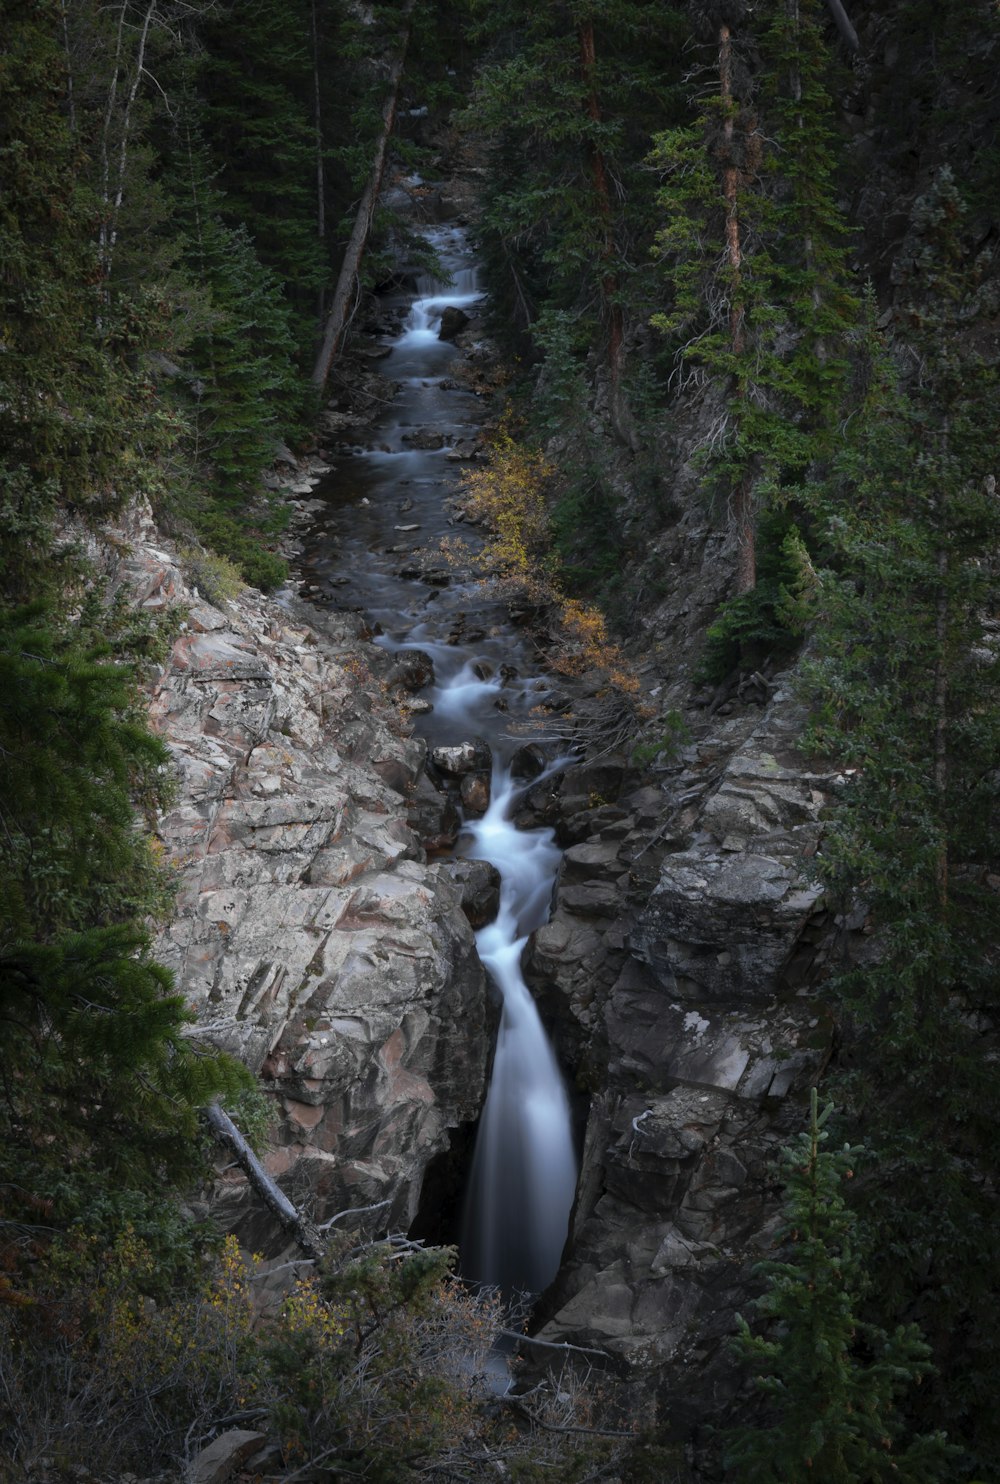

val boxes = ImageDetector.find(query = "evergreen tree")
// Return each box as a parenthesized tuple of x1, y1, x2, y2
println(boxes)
(724, 1092, 956, 1483)
(0, 0, 166, 599)
(802, 173, 1000, 1467)
(650, 0, 856, 607)
(0, 606, 252, 1245)
(465, 0, 684, 353)
(0, 1, 252, 1278)
(195, 0, 329, 352)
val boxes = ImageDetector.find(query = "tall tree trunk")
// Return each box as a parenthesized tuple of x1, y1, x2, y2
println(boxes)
(98, 0, 157, 281)
(310, 0, 326, 323)
(578, 18, 634, 448)
(719, 21, 756, 593)
(59, 0, 76, 137)
(933, 421, 952, 916)
(312, 0, 415, 393)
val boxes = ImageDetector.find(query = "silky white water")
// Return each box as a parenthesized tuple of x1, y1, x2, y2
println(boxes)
(419, 651, 577, 1294)
(303, 221, 577, 1295)
(460, 763, 578, 1292)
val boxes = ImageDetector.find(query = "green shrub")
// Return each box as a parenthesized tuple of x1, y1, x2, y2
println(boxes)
(179, 545, 244, 606)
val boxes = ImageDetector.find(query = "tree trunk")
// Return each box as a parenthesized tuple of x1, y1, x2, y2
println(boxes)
(933, 424, 951, 915)
(204, 1103, 325, 1261)
(578, 18, 635, 448)
(98, 0, 157, 281)
(719, 21, 756, 592)
(719, 23, 745, 358)
(311, 0, 326, 245)
(311, 1, 415, 393)
(310, 0, 327, 324)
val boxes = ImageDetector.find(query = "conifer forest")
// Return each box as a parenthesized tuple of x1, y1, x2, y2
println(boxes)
(1, 1, 998, 1480)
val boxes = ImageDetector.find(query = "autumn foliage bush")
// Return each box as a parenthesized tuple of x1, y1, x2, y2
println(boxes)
(448, 429, 644, 743)
(0, 1227, 649, 1482)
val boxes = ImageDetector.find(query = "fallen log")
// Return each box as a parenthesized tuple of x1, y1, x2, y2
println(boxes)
(312, 0, 416, 393)
(824, 0, 859, 51)
(204, 1102, 325, 1261)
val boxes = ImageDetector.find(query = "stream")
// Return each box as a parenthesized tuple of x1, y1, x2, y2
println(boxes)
(300, 219, 578, 1294)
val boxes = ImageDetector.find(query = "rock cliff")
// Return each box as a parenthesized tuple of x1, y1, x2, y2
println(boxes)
(102, 503, 490, 1249)
(524, 681, 840, 1434)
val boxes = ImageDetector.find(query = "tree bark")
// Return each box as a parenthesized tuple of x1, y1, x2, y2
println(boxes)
(204, 1102, 325, 1261)
(578, 17, 635, 448)
(312, 0, 415, 392)
(719, 21, 756, 592)
(98, 0, 157, 280)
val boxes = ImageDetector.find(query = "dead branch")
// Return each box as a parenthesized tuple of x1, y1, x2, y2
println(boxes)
(203, 1102, 325, 1261)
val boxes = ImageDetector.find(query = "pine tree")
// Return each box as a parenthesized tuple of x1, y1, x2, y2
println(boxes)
(724, 1092, 956, 1483)
(195, 0, 329, 353)
(650, 0, 856, 607)
(0, 608, 252, 1218)
(0, 0, 165, 599)
(801, 173, 1000, 1467)
(465, 0, 684, 352)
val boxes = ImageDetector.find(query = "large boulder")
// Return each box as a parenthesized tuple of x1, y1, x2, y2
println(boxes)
(438, 306, 470, 340)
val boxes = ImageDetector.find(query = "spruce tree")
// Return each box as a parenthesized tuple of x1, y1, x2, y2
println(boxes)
(650, 0, 856, 614)
(802, 173, 1000, 1467)
(724, 1092, 956, 1483)
(0, 608, 252, 1223)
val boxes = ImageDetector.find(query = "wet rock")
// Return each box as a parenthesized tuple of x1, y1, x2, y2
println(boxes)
(443, 858, 502, 928)
(385, 647, 435, 693)
(460, 772, 491, 814)
(561, 839, 623, 881)
(439, 306, 470, 340)
(403, 428, 445, 450)
(430, 738, 492, 776)
(407, 771, 461, 850)
(510, 742, 547, 780)
(445, 437, 479, 461)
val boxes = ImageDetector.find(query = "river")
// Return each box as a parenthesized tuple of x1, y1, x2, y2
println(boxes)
(300, 219, 577, 1294)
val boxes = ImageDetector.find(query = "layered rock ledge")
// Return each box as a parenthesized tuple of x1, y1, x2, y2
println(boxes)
(526, 683, 839, 1428)
(102, 505, 489, 1247)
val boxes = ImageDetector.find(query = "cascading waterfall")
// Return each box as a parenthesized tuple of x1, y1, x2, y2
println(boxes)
(459, 762, 578, 1293)
(302, 215, 578, 1295)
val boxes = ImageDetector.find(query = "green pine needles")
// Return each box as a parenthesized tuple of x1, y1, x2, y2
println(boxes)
(651, 0, 857, 617)
(724, 1091, 956, 1483)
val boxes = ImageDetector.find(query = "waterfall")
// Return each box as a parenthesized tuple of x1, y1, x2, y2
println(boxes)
(303, 219, 578, 1295)
(459, 764, 578, 1293)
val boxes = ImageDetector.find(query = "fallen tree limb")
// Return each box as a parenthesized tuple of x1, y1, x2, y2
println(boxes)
(312, 0, 416, 392)
(502, 1398, 634, 1438)
(203, 1102, 325, 1261)
(498, 1328, 613, 1361)
(318, 1198, 391, 1231)
(824, 0, 859, 51)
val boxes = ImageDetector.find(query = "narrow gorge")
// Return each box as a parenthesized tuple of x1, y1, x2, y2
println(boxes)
(4, 3, 997, 1476)
(124, 177, 841, 1446)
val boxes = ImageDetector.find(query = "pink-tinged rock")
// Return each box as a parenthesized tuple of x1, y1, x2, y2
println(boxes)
(379, 1027, 435, 1107)
(263, 1145, 302, 1179)
(171, 631, 269, 680)
(190, 1430, 268, 1484)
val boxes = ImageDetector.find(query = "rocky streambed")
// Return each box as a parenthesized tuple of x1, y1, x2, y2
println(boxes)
(102, 174, 844, 1456)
